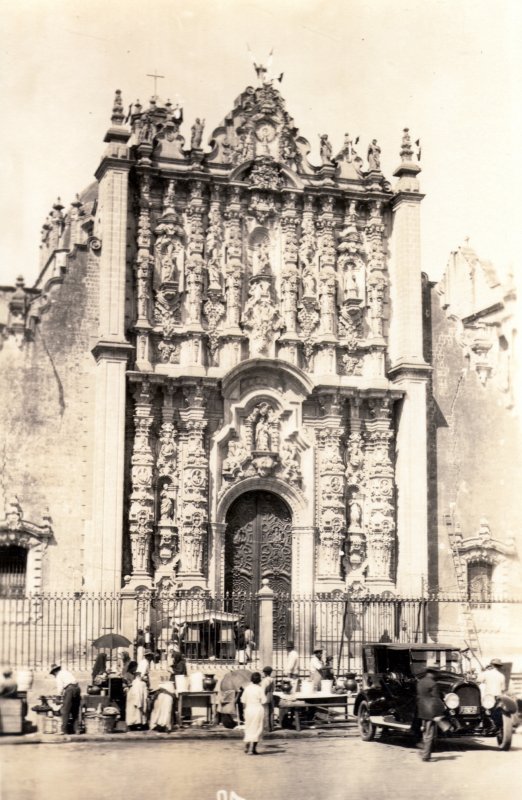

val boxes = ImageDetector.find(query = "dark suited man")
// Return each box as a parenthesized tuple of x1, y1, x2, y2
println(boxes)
(416, 666, 450, 761)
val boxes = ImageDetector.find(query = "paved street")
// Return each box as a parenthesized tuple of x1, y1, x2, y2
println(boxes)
(1, 735, 520, 800)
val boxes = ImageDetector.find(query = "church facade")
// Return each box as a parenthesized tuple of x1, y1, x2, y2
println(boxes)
(0, 78, 432, 606)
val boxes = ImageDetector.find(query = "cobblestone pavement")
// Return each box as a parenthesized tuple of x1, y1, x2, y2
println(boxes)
(1, 735, 520, 800)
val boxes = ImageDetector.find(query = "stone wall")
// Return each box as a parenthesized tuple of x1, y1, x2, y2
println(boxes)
(0, 246, 99, 591)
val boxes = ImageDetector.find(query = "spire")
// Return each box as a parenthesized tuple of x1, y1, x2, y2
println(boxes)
(111, 89, 125, 125)
(400, 128, 414, 161)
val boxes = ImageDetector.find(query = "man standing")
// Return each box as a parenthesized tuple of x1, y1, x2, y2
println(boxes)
(416, 666, 448, 762)
(479, 658, 506, 698)
(284, 641, 299, 692)
(50, 664, 81, 734)
(309, 648, 324, 691)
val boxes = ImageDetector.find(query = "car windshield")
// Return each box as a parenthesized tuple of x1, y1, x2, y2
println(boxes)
(410, 649, 461, 675)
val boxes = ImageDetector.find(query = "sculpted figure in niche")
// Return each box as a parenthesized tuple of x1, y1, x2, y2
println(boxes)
(255, 239, 271, 275)
(302, 269, 317, 297)
(191, 118, 205, 149)
(160, 242, 178, 284)
(367, 139, 381, 171)
(160, 490, 174, 521)
(349, 500, 362, 529)
(254, 414, 271, 451)
(223, 438, 249, 479)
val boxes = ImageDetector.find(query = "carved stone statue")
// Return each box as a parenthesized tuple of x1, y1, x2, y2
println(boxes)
(302, 269, 317, 297)
(367, 139, 381, 171)
(191, 118, 205, 149)
(254, 414, 271, 451)
(160, 490, 174, 521)
(319, 134, 333, 165)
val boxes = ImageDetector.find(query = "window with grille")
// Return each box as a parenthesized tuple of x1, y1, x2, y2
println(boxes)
(0, 545, 27, 597)
(467, 561, 492, 605)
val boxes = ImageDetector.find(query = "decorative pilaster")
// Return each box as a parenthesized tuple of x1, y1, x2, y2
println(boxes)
(153, 383, 180, 578)
(134, 174, 153, 369)
(365, 397, 396, 589)
(280, 193, 299, 335)
(316, 394, 346, 587)
(178, 384, 209, 583)
(224, 190, 243, 332)
(128, 380, 155, 587)
(185, 181, 205, 330)
(344, 398, 367, 583)
(203, 187, 226, 365)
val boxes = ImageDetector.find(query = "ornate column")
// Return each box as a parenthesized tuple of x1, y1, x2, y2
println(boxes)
(178, 384, 209, 586)
(153, 383, 180, 580)
(365, 396, 396, 590)
(344, 397, 367, 585)
(278, 193, 300, 363)
(153, 179, 184, 364)
(316, 394, 346, 589)
(297, 195, 319, 369)
(135, 174, 153, 370)
(127, 379, 155, 589)
(222, 188, 244, 367)
(185, 181, 205, 341)
(203, 186, 226, 366)
(365, 201, 387, 344)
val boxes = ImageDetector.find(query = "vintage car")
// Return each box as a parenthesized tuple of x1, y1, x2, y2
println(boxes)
(354, 643, 517, 751)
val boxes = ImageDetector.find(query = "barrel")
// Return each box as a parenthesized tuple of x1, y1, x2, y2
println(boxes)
(320, 679, 333, 694)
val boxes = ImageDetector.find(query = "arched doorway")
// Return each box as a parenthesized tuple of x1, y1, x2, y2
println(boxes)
(225, 491, 292, 643)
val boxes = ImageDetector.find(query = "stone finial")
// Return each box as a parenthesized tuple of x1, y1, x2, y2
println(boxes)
(400, 128, 414, 161)
(111, 89, 125, 125)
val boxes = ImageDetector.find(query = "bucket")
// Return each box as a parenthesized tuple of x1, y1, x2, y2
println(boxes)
(189, 671, 203, 692)
(42, 715, 59, 734)
(84, 715, 105, 735)
(300, 680, 315, 694)
(320, 680, 333, 694)
(174, 675, 189, 692)
(16, 668, 34, 692)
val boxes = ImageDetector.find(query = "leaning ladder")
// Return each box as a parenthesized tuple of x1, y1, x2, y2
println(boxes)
(444, 512, 482, 662)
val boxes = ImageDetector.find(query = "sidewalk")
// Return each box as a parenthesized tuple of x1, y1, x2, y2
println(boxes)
(0, 722, 358, 746)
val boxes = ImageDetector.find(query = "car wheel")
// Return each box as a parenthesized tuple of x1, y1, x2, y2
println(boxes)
(358, 701, 376, 742)
(497, 714, 513, 751)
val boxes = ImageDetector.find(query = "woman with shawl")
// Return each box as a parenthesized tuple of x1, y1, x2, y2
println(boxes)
(241, 672, 267, 755)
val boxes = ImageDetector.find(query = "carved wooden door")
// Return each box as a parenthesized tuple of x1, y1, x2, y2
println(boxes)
(225, 491, 292, 641)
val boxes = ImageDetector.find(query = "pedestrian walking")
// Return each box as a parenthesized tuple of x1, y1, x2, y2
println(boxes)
(416, 666, 450, 762)
(261, 666, 275, 731)
(241, 672, 267, 755)
(49, 663, 81, 734)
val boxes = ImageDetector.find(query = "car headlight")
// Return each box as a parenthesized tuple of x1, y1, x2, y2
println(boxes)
(444, 692, 460, 709)
(482, 694, 495, 710)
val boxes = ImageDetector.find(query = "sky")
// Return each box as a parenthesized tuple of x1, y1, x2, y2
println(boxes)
(1, 0, 521, 286)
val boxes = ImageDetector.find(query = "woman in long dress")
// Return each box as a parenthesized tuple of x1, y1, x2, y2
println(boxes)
(241, 672, 267, 754)
(126, 672, 148, 730)
(149, 676, 176, 732)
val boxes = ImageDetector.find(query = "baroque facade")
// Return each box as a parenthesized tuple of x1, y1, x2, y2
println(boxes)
(0, 74, 497, 611)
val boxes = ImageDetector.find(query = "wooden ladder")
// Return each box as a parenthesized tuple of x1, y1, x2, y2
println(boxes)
(444, 512, 482, 662)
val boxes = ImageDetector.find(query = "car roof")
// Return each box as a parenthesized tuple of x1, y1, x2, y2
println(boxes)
(364, 642, 459, 651)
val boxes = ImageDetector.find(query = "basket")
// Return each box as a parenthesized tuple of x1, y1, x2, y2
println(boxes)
(84, 715, 106, 735)
(42, 715, 59, 735)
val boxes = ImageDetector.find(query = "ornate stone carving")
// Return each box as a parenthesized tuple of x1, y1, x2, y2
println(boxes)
(297, 296, 319, 367)
(338, 302, 363, 348)
(364, 397, 396, 586)
(279, 437, 302, 485)
(157, 339, 180, 364)
(241, 276, 282, 356)
(366, 202, 387, 340)
(280, 267, 299, 334)
(318, 267, 337, 335)
(129, 380, 155, 579)
(248, 157, 283, 191)
(317, 420, 346, 581)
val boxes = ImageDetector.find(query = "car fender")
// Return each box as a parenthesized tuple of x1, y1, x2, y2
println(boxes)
(497, 695, 517, 715)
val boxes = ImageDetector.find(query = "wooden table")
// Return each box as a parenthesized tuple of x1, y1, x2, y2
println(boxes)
(177, 691, 217, 725)
(276, 692, 350, 731)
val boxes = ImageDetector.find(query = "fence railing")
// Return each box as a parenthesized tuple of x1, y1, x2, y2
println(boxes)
(1, 591, 521, 673)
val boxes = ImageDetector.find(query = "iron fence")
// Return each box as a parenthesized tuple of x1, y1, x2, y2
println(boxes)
(1, 591, 521, 673)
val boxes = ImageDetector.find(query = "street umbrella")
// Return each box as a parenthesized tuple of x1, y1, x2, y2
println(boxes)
(92, 633, 132, 649)
(220, 669, 252, 692)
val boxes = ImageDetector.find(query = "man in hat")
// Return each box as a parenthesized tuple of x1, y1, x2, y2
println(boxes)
(479, 658, 506, 699)
(284, 641, 299, 692)
(309, 648, 324, 691)
(416, 666, 449, 762)
(50, 664, 80, 734)
(137, 651, 154, 684)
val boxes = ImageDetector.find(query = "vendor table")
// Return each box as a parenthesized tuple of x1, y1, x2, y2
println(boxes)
(177, 691, 217, 725)
(275, 692, 350, 731)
